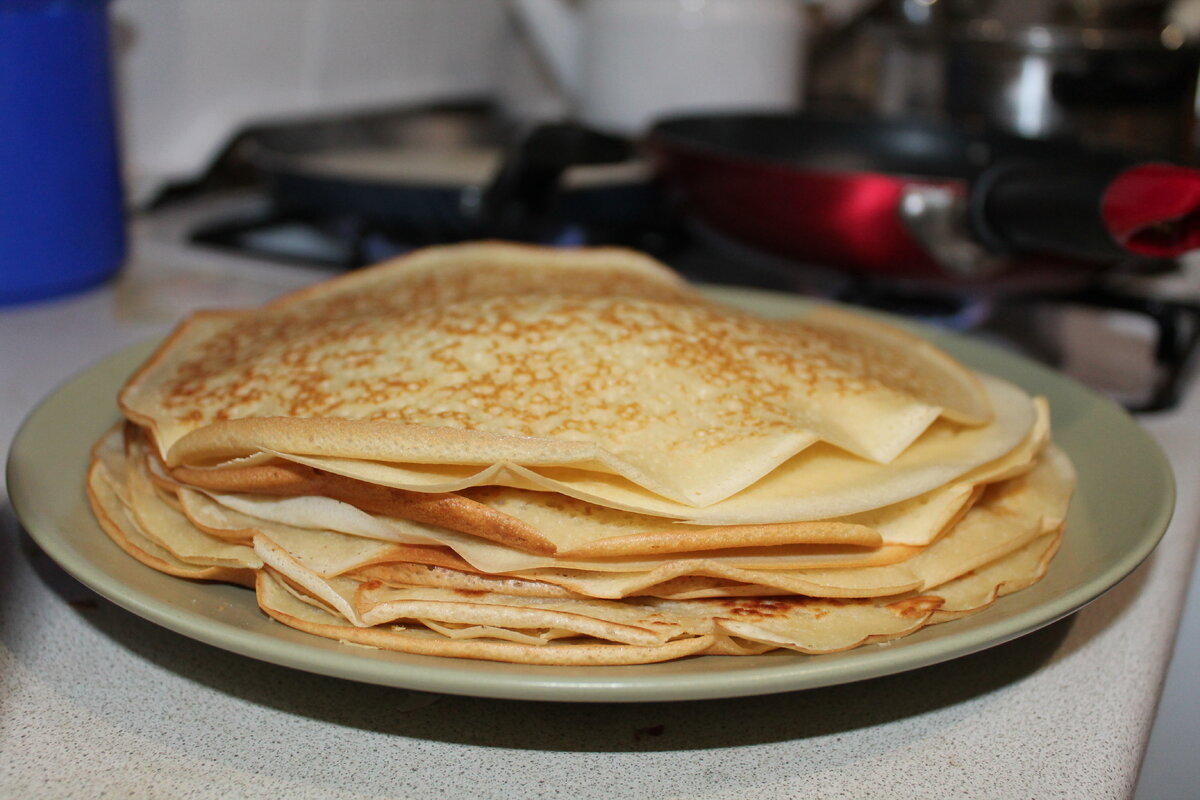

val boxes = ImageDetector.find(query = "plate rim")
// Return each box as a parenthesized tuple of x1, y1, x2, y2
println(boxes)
(6, 289, 1177, 702)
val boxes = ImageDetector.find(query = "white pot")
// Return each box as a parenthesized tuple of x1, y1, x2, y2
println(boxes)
(509, 0, 809, 134)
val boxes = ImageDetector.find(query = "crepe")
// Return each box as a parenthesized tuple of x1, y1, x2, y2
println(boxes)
(88, 412, 1075, 606)
(173, 402, 1046, 572)
(86, 241, 1076, 667)
(119, 242, 994, 508)
(180, 483, 921, 574)
(252, 444, 1071, 604)
(184, 393, 1046, 553)
(175, 371, 1028, 527)
(87, 454, 256, 587)
(251, 529, 1065, 665)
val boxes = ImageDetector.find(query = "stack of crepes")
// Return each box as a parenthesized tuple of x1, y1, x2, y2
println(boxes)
(86, 242, 1075, 665)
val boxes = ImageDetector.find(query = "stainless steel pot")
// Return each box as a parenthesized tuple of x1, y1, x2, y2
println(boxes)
(845, 0, 1200, 161)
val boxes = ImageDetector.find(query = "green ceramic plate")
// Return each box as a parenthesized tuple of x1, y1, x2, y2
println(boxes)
(7, 288, 1175, 702)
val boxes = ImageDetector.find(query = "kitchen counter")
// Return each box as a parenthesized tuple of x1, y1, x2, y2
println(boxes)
(3, 226, 1199, 799)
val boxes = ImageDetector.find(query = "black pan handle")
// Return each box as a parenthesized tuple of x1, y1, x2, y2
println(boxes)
(969, 158, 1133, 264)
(479, 122, 633, 239)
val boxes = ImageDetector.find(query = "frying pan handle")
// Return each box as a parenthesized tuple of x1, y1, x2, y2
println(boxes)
(969, 159, 1133, 264)
(479, 122, 633, 238)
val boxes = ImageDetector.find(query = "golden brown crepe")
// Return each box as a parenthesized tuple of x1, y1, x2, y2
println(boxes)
(119, 242, 996, 509)
(216, 370, 1031, 525)
(86, 242, 1075, 666)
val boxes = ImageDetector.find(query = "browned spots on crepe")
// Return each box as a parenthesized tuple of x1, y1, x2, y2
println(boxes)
(887, 596, 945, 618)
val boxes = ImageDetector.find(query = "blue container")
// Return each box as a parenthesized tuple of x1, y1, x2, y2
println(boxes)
(0, 0, 126, 306)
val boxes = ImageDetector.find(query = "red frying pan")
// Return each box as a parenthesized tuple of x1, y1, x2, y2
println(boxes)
(646, 114, 1200, 280)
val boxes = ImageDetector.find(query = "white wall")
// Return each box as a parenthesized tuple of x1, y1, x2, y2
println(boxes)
(110, 0, 507, 203)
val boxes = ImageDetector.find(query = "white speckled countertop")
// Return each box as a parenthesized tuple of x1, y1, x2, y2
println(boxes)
(3, 220, 1199, 799)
